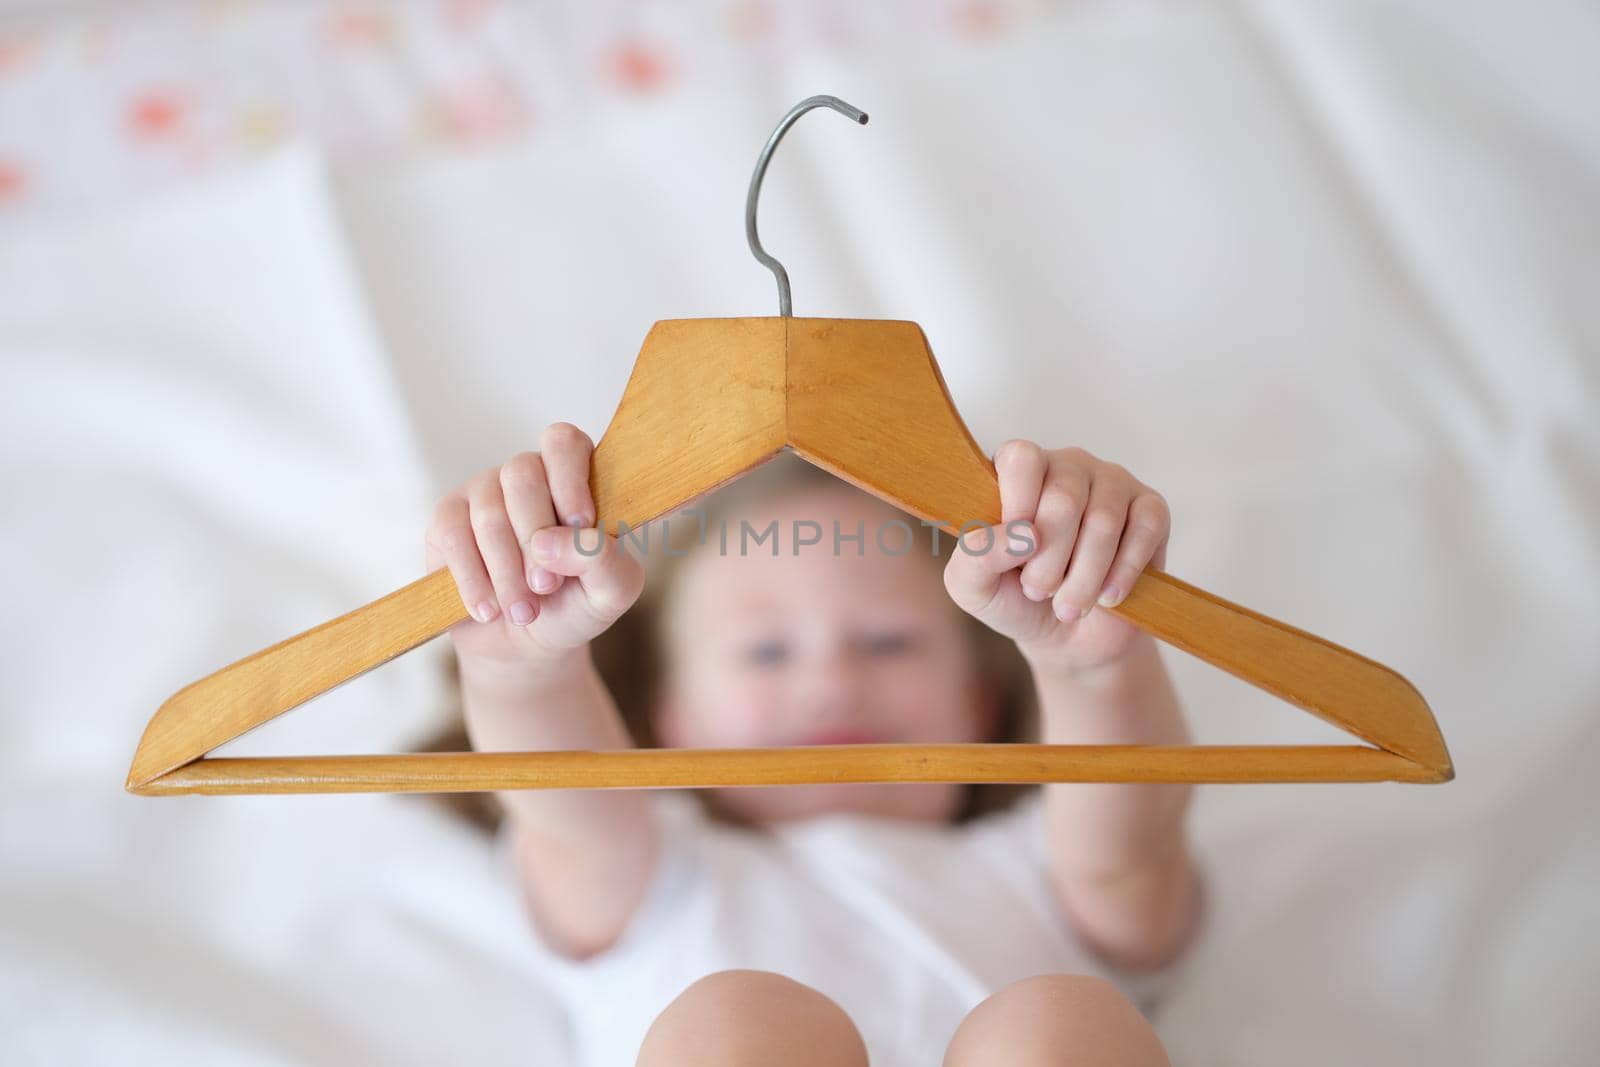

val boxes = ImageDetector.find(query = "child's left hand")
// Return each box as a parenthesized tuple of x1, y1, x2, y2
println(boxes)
(943, 440, 1171, 675)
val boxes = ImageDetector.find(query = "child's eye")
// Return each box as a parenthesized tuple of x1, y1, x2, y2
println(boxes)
(858, 631, 919, 657)
(743, 640, 788, 666)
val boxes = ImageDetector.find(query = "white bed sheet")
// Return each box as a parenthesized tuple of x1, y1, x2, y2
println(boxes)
(3, 1, 1597, 1064)
(0, 146, 578, 1064)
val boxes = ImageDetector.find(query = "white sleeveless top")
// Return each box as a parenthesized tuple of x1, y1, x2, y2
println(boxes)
(494, 788, 1192, 1066)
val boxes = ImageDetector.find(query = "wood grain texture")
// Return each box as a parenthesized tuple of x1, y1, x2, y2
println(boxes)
(135, 746, 1435, 795)
(1115, 570, 1451, 773)
(590, 318, 787, 537)
(125, 567, 464, 790)
(126, 316, 1454, 795)
(787, 318, 1000, 537)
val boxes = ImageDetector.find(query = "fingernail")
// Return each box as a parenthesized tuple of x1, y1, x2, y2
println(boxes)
(510, 600, 535, 626)
(574, 527, 604, 556)
(566, 514, 586, 528)
(531, 528, 560, 561)
(1012, 522, 1037, 557)
(1055, 599, 1087, 622)
(529, 566, 558, 594)
(1022, 583, 1048, 602)
(474, 600, 497, 623)
(1098, 585, 1121, 608)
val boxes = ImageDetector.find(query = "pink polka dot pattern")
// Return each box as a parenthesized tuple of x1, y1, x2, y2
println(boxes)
(603, 39, 673, 93)
(128, 89, 187, 138)
(0, 0, 1056, 216)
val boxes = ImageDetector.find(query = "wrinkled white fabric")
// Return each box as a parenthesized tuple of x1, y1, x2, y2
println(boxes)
(493, 790, 1192, 1065)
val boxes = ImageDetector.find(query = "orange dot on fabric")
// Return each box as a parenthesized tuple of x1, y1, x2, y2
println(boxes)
(952, 0, 1005, 37)
(726, 0, 775, 40)
(605, 40, 672, 93)
(129, 90, 185, 138)
(0, 161, 26, 201)
(0, 35, 40, 71)
(327, 6, 393, 45)
(445, 0, 496, 28)
(436, 78, 522, 141)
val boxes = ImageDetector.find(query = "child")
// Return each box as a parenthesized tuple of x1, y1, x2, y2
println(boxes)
(423, 422, 1205, 1066)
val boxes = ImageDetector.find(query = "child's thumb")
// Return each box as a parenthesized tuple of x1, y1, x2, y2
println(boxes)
(528, 525, 643, 619)
(943, 521, 1034, 620)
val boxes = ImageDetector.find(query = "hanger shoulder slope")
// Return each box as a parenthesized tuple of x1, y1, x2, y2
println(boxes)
(127, 316, 1452, 795)
(787, 317, 1000, 530)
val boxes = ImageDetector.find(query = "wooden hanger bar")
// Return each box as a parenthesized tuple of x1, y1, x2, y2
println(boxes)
(134, 747, 1435, 796)
(126, 317, 1453, 795)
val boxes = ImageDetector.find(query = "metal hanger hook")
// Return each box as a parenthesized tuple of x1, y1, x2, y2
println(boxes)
(745, 95, 869, 317)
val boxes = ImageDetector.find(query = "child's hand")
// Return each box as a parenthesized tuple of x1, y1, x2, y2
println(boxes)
(424, 423, 644, 669)
(943, 441, 1170, 675)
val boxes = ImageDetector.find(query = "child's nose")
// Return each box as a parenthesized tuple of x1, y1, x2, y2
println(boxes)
(794, 651, 872, 714)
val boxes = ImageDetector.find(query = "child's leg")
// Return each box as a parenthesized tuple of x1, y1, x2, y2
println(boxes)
(635, 969, 868, 1067)
(943, 974, 1171, 1067)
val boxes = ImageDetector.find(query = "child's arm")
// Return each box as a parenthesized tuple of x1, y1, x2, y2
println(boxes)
(1024, 634, 1203, 973)
(458, 648, 661, 962)
(943, 441, 1204, 974)
(427, 423, 656, 962)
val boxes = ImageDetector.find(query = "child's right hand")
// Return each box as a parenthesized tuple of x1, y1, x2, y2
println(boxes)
(424, 422, 645, 669)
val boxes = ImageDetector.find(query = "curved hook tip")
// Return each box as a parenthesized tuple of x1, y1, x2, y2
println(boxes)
(746, 95, 871, 316)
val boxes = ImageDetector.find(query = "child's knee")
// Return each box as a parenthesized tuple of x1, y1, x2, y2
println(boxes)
(637, 969, 868, 1067)
(943, 973, 1170, 1067)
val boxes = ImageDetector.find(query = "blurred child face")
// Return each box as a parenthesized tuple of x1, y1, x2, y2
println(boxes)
(654, 482, 998, 826)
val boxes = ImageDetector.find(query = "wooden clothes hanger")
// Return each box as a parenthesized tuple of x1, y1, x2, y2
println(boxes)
(126, 96, 1453, 797)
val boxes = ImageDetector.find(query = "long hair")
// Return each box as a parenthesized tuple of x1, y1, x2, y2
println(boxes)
(411, 452, 1041, 835)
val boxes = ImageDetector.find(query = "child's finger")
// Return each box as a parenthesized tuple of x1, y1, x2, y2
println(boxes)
(943, 521, 1035, 618)
(499, 451, 563, 596)
(501, 451, 556, 545)
(539, 422, 596, 529)
(467, 469, 540, 626)
(528, 526, 645, 620)
(995, 439, 1047, 527)
(427, 493, 499, 624)
(1095, 491, 1170, 609)
(1051, 479, 1132, 622)
(1017, 466, 1090, 599)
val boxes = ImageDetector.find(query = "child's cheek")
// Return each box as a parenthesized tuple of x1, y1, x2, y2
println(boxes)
(712, 676, 786, 747)
(875, 662, 965, 740)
